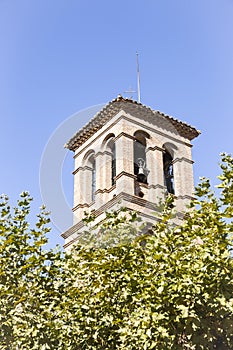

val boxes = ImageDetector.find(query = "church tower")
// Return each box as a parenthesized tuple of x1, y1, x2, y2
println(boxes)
(62, 96, 200, 249)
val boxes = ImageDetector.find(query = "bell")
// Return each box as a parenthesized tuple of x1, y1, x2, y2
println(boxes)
(138, 163, 145, 175)
(137, 158, 147, 183)
(137, 158, 145, 173)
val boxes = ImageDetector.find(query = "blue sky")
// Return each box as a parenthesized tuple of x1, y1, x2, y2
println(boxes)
(1, 0, 233, 248)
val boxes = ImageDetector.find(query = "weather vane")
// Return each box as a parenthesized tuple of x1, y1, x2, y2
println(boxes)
(124, 86, 136, 100)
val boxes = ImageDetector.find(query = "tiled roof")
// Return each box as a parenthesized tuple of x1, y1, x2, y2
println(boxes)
(65, 95, 201, 151)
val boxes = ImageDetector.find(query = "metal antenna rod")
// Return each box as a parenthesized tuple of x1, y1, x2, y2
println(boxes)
(136, 52, 141, 103)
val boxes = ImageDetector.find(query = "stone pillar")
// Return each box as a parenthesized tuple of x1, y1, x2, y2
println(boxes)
(173, 157, 194, 212)
(83, 166, 93, 204)
(147, 146, 165, 204)
(73, 166, 91, 224)
(73, 168, 83, 209)
(94, 152, 104, 207)
(115, 133, 135, 195)
(101, 150, 114, 202)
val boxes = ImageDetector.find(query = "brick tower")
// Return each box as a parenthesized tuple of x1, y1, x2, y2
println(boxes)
(62, 96, 200, 249)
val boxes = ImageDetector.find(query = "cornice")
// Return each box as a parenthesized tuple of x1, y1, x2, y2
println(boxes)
(73, 165, 92, 175)
(173, 157, 194, 165)
(114, 131, 135, 142)
(148, 184, 166, 190)
(72, 110, 195, 161)
(62, 190, 185, 241)
(95, 150, 113, 158)
(114, 171, 136, 181)
(146, 145, 164, 153)
(62, 191, 185, 248)
(95, 184, 116, 195)
(176, 194, 195, 200)
(65, 96, 201, 152)
(72, 202, 90, 210)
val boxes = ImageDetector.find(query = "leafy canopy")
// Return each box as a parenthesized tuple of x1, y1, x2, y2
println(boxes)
(0, 153, 233, 349)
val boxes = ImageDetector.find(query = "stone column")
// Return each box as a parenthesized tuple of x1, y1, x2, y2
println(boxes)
(101, 150, 114, 202)
(115, 133, 135, 195)
(73, 166, 91, 224)
(94, 152, 104, 207)
(147, 146, 165, 204)
(82, 166, 93, 204)
(173, 156, 194, 212)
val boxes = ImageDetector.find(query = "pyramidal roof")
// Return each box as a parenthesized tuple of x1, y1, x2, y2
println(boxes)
(65, 95, 201, 151)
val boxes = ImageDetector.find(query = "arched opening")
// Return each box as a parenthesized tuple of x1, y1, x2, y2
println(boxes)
(83, 151, 96, 203)
(134, 131, 149, 184)
(111, 142, 116, 185)
(91, 157, 96, 201)
(163, 151, 175, 194)
(104, 134, 116, 187)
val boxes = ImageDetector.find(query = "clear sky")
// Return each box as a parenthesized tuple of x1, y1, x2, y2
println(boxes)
(1, 0, 233, 248)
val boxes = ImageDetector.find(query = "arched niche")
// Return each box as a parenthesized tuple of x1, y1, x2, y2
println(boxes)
(163, 147, 175, 195)
(102, 133, 116, 186)
(83, 150, 96, 202)
(133, 130, 150, 184)
(162, 142, 178, 159)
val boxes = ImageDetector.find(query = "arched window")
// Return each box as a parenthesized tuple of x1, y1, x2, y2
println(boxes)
(134, 131, 149, 184)
(91, 157, 96, 201)
(163, 151, 174, 194)
(84, 151, 96, 203)
(103, 134, 116, 187)
(111, 142, 116, 185)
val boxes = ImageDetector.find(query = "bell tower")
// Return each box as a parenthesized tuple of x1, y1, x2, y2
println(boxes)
(62, 96, 200, 249)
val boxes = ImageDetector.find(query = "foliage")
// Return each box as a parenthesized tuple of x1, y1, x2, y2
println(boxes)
(0, 154, 233, 349)
(0, 192, 63, 349)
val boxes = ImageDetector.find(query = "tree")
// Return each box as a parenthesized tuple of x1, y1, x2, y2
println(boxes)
(0, 154, 233, 349)
(0, 192, 63, 349)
